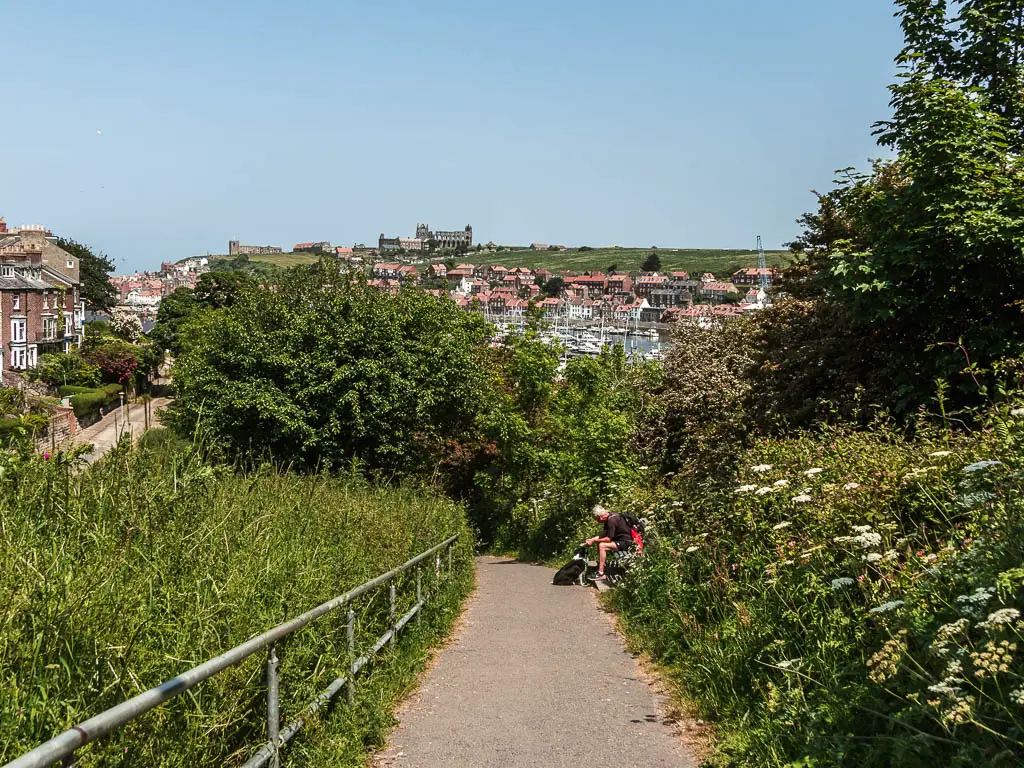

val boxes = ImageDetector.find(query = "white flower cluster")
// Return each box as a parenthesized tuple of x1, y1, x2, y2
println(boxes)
(804, 467, 824, 476)
(931, 618, 970, 658)
(755, 487, 774, 496)
(734, 484, 757, 493)
(956, 587, 996, 617)
(864, 552, 883, 563)
(978, 608, 1021, 630)
(792, 494, 813, 504)
(843, 482, 861, 490)
(869, 600, 905, 614)
(772, 521, 792, 531)
(836, 525, 883, 550)
(776, 658, 802, 670)
(773, 479, 789, 487)
(929, 450, 952, 458)
(751, 464, 773, 472)
(1010, 407, 1024, 418)
(1011, 687, 1024, 706)
(830, 577, 855, 590)
(685, 545, 699, 553)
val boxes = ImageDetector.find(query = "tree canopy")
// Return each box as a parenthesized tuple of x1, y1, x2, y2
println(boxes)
(55, 238, 117, 312)
(168, 264, 492, 472)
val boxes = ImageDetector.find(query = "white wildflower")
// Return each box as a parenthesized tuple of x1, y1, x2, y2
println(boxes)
(852, 525, 872, 534)
(864, 552, 883, 563)
(804, 467, 824, 476)
(775, 658, 802, 669)
(928, 680, 964, 698)
(685, 546, 699, 553)
(751, 464, 773, 473)
(843, 482, 861, 490)
(830, 577, 855, 590)
(671, 501, 685, 507)
(870, 600, 905, 614)
(956, 587, 995, 617)
(978, 608, 1021, 630)
(792, 494, 813, 504)
(734, 484, 757, 493)
(853, 531, 882, 549)
(883, 549, 898, 562)
(1010, 687, 1024, 706)
(945, 659, 963, 677)
(755, 487, 774, 496)
(773, 479, 789, 487)
(772, 521, 792, 531)
(929, 450, 952, 457)
(638, 465, 649, 470)
(1010, 407, 1024, 418)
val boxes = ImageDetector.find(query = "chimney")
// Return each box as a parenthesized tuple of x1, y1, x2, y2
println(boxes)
(0, 217, 6, 234)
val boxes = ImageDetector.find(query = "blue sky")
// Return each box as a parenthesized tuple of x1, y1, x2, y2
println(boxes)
(1, 0, 903, 271)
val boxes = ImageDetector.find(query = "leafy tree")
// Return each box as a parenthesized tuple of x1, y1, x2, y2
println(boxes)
(55, 238, 117, 312)
(607, 263, 618, 274)
(83, 341, 140, 385)
(194, 270, 256, 308)
(541, 275, 564, 298)
(147, 287, 199, 354)
(168, 263, 491, 472)
(641, 252, 662, 272)
(785, 0, 1024, 413)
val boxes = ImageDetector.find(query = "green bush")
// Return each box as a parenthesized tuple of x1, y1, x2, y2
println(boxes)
(0, 432, 473, 767)
(57, 385, 99, 397)
(68, 391, 109, 419)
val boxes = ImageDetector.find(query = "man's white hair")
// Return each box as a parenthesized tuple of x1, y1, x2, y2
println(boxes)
(591, 504, 610, 519)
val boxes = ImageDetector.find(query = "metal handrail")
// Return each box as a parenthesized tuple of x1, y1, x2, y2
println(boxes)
(4, 534, 459, 768)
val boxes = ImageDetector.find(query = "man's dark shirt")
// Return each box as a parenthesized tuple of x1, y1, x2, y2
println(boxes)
(603, 513, 633, 546)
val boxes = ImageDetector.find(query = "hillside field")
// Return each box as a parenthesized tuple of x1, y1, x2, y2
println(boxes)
(194, 246, 792, 277)
(467, 246, 791, 275)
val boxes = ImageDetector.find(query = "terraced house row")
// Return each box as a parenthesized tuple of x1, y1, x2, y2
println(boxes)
(0, 220, 85, 372)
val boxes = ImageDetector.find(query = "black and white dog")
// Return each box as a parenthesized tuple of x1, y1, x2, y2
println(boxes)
(551, 545, 590, 586)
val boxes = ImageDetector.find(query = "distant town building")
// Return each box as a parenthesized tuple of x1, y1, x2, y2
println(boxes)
(294, 241, 332, 253)
(228, 240, 282, 256)
(732, 266, 778, 286)
(0, 224, 85, 369)
(415, 223, 472, 250)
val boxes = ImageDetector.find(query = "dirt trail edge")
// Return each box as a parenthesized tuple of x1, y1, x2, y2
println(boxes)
(373, 555, 696, 768)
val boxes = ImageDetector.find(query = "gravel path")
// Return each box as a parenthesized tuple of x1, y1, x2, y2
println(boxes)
(374, 556, 695, 768)
(72, 397, 172, 463)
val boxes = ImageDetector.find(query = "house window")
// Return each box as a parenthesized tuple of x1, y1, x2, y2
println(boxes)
(12, 294, 19, 311)
(66, 259, 75, 269)
(43, 317, 58, 339)
(11, 319, 25, 341)
(1, 266, 11, 277)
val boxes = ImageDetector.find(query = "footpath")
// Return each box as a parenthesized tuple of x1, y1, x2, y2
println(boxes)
(69, 396, 173, 463)
(374, 556, 696, 768)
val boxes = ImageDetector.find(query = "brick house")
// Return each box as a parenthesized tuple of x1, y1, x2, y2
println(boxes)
(0, 224, 85, 370)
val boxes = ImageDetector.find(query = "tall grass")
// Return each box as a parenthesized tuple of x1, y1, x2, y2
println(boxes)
(0, 429, 473, 767)
(612, 409, 1024, 766)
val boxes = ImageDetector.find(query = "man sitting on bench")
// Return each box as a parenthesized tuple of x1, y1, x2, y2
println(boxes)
(585, 504, 633, 582)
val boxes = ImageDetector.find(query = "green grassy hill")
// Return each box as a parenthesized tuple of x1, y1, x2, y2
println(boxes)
(459, 246, 791, 275)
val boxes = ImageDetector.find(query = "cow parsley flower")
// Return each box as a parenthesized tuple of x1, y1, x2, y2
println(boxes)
(776, 658, 802, 669)
(772, 521, 792, 531)
(1010, 687, 1024, 706)
(864, 552, 883, 563)
(843, 482, 860, 490)
(804, 467, 824, 476)
(978, 608, 1021, 630)
(756, 487, 774, 496)
(830, 577, 855, 590)
(929, 450, 952, 457)
(751, 464, 773, 473)
(773, 479, 789, 487)
(854, 531, 882, 549)
(956, 587, 995, 617)
(870, 600, 905, 614)
(1011, 407, 1024, 418)
(792, 494, 812, 504)
(685, 545, 699, 553)
(852, 525, 873, 534)
(734, 484, 757, 493)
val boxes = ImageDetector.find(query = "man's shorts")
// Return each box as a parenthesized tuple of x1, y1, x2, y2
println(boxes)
(615, 540, 633, 551)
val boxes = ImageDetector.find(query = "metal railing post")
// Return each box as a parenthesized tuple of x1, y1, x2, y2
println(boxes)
(346, 605, 356, 707)
(447, 542, 452, 573)
(389, 582, 397, 645)
(415, 565, 422, 625)
(266, 644, 280, 768)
